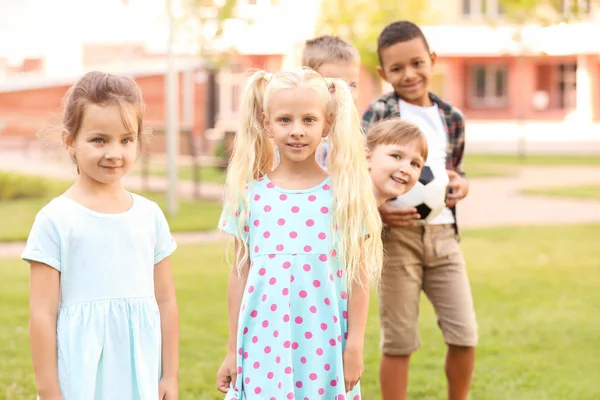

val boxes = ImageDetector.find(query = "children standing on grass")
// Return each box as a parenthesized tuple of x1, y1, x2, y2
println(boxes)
(362, 21, 477, 400)
(22, 71, 179, 400)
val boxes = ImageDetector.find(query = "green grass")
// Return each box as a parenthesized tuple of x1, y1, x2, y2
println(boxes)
(0, 175, 223, 243)
(522, 186, 600, 201)
(132, 163, 226, 184)
(462, 153, 600, 179)
(2, 224, 600, 399)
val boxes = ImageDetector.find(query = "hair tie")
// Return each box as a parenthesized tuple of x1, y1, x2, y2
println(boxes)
(263, 72, 273, 82)
(327, 80, 335, 93)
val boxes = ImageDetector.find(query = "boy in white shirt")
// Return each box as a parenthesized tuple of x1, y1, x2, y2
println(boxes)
(362, 20, 477, 400)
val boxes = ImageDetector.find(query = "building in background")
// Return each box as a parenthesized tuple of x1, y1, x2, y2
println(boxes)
(0, 0, 315, 152)
(1, 0, 599, 154)
(420, 0, 599, 123)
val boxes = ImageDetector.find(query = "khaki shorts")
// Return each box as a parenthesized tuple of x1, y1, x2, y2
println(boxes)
(379, 224, 478, 356)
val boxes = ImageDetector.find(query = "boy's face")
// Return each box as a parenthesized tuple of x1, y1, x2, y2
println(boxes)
(377, 38, 435, 107)
(316, 61, 360, 104)
(367, 141, 424, 202)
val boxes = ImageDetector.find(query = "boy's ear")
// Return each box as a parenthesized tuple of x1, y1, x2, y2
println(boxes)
(430, 51, 437, 67)
(377, 66, 388, 82)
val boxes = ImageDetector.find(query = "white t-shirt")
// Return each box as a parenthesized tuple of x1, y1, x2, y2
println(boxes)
(399, 99, 455, 225)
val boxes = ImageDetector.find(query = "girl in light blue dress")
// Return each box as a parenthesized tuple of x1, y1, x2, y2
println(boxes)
(216, 69, 384, 400)
(22, 71, 179, 400)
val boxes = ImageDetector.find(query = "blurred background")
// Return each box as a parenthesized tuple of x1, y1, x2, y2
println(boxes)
(1, 1, 599, 399)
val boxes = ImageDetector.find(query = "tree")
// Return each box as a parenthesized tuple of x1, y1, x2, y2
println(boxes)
(499, 0, 593, 24)
(178, 0, 244, 68)
(315, 0, 432, 77)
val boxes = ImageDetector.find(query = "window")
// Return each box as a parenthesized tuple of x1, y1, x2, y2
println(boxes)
(462, 0, 505, 18)
(557, 63, 577, 109)
(468, 64, 509, 108)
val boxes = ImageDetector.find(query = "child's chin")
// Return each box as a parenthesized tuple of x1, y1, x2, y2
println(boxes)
(387, 188, 408, 199)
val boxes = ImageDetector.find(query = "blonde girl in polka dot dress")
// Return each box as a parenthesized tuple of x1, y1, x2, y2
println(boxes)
(215, 68, 384, 400)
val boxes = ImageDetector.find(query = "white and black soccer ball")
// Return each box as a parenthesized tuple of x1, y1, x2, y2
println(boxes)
(387, 164, 449, 222)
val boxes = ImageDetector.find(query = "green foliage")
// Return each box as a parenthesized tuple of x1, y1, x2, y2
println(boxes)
(0, 173, 50, 201)
(180, 0, 279, 68)
(213, 140, 227, 159)
(498, 0, 541, 24)
(499, 0, 597, 25)
(316, 0, 430, 76)
(179, 0, 243, 67)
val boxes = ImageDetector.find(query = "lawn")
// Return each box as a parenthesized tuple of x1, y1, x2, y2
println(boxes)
(1, 224, 599, 399)
(131, 163, 226, 185)
(462, 153, 600, 179)
(0, 174, 223, 242)
(522, 185, 600, 201)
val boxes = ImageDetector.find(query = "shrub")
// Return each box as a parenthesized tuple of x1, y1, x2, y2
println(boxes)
(0, 172, 50, 201)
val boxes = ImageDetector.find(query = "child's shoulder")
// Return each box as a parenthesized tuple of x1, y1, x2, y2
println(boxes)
(129, 192, 164, 215)
(249, 176, 271, 192)
(129, 192, 157, 207)
(429, 92, 465, 121)
(37, 195, 73, 219)
(369, 91, 398, 108)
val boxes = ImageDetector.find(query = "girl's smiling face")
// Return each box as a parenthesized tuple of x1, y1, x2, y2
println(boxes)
(264, 86, 329, 166)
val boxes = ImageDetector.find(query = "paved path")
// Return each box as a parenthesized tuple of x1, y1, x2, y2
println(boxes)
(457, 165, 600, 228)
(2, 152, 600, 258)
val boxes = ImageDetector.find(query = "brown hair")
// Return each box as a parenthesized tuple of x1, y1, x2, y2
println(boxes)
(377, 21, 430, 67)
(302, 35, 360, 70)
(57, 71, 148, 151)
(366, 118, 428, 160)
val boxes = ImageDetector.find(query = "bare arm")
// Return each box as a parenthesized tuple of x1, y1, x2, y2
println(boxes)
(216, 239, 250, 393)
(29, 262, 62, 400)
(343, 245, 369, 392)
(346, 262, 370, 352)
(379, 202, 421, 227)
(154, 256, 179, 383)
(227, 240, 249, 352)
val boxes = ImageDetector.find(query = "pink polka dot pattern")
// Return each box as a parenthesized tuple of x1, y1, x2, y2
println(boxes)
(219, 176, 359, 399)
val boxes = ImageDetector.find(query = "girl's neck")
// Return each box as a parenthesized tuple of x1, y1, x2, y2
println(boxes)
(72, 175, 125, 196)
(268, 159, 328, 191)
(65, 176, 131, 214)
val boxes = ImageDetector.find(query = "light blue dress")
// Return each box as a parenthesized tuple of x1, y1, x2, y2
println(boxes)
(219, 176, 361, 400)
(22, 193, 177, 400)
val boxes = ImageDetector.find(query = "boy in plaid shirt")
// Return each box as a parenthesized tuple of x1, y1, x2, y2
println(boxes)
(362, 21, 477, 400)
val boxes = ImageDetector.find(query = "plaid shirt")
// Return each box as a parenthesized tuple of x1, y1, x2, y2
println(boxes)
(362, 91, 467, 234)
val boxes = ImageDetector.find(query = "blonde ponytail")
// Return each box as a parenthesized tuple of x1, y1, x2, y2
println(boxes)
(326, 78, 384, 290)
(220, 69, 276, 274)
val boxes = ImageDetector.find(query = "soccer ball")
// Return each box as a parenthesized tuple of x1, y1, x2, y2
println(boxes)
(387, 164, 449, 222)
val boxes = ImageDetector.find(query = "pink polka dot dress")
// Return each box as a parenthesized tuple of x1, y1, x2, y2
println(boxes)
(219, 175, 360, 400)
